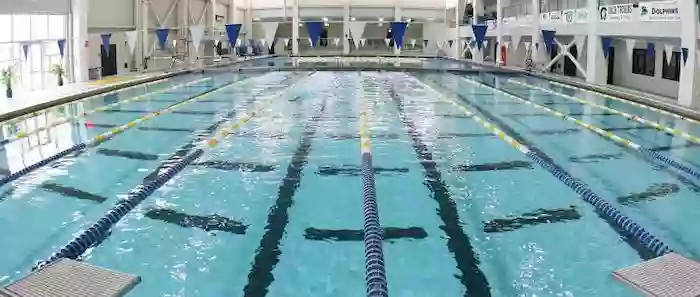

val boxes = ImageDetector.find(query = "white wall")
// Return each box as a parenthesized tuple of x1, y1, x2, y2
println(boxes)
(88, 0, 135, 29)
(87, 32, 134, 75)
(612, 39, 679, 98)
(0, 0, 70, 14)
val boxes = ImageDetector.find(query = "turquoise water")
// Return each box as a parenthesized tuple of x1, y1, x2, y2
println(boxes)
(0, 67, 699, 296)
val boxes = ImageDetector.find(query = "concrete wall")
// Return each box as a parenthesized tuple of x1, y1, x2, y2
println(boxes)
(88, 0, 134, 29)
(612, 38, 680, 98)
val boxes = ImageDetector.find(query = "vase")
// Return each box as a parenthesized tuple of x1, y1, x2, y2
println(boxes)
(58, 76, 63, 86)
(5, 86, 11, 98)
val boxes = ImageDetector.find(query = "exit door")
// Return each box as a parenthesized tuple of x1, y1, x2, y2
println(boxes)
(101, 44, 118, 77)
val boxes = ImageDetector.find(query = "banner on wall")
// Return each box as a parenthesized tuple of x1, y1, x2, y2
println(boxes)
(262, 22, 279, 49)
(156, 29, 169, 50)
(471, 24, 487, 50)
(575, 9, 589, 23)
(100, 33, 112, 56)
(189, 25, 205, 51)
(682, 47, 689, 65)
(22, 44, 28, 60)
(601, 37, 613, 58)
(57, 39, 66, 58)
(225, 24, 242, 47)
(384, 38, 391, 47)
(348, 21, 367, 49)
(640, 1, 680, 21)
(124, 31, 138, 55)
(599, 3, 633, 22)
(549, 11, 562, 24)
(647, 42, 655, 57)
(541, 30, 556, 53)
(390, 21, 407, 48)
(625, 39, 636, 60)
(306, 21, 324, 47)
(563, 10, 576, 24)
(512, 33, 522, 51)
(664, 44, 675, 63)
(574, 35, 586, 51)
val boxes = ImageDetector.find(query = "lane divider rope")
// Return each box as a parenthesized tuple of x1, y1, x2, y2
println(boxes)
(33, 73, 311, 269)
(412, 76, 673, 258)
(508, 79, 700, 145)
(543, 78, 700, 127)
(0, 77, 212, 147)
(359, 76, 389, 297)
(0, 77, 170, 127)
(0, 77, 246, 187)
(460, 77, 700, 181)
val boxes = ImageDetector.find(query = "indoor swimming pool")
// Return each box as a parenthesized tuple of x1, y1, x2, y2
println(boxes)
(2, 64, 700, 296)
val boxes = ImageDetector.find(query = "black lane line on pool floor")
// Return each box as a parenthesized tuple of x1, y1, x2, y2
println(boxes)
(502, 112, 617, 117)
(569, 153, 626, 164)
(389, 87, 493, 297)
(96, 148, 160, 161)
(651, 143, 700, 152)
(617, 183, 681, 206)
(304, 227, 428, 242)
(316, 165, 409, 176)
(483, 206, 582, 233)
(243, 97, 327, 297)
(427, 78, 658, 260)
(191, 161, 277, 172)
(87, 123, 197, 133)
(451, 160, 533, 172)
(40, 182, 108, 203)
(144, 208, 248, 234)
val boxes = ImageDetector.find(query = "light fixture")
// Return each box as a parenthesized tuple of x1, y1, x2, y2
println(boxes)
(322, 17, 328, 21)
(378, 17, 384, 22)
(350, 17, 356, 21)
(378, 23, 383, 27)
(299, 23, 303, 27)
(427, 17, 435, 21)
(253, 17, 260, 21)
(324, 22, 329, 27)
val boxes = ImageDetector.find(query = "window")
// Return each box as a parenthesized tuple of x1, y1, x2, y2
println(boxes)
(662, 51, 680, 81)
(12, 15, 31, 41)
(632, 48, 655, 76)
(0, 15, 11, 43)
(31, 15, 48, 40)
(48, 15, 66, 39)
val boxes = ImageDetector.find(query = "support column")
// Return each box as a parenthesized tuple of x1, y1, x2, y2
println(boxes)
(142, 0, 150, 69)
(531, 0, 545, 68)
(343, 3, 350, 55)
(133, 0, 142, 71)
(472, 0, 484, 62)
(229, 0, 236, 23)
(178, 0, 190, 66)
(394, 5, 401, 55)
(244, 0, 253, 45)
(71, 0, 89, 82)
(292, 0, 299, 55)
(678, 0, 700, 107)
(496, 0, 503, 64)
(585, 0, 606, 84)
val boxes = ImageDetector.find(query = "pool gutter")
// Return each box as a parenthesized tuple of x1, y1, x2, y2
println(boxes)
(1, 55, 277, 123)
(443, 57, 700, 123)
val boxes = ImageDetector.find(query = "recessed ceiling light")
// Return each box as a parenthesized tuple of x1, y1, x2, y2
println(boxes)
(378, 17, 384, 22)
(322, 17, 328, 21)
(350, 17, 356, 21)
(324, 22, 329, 27)
(253, 17, 260, 21)
(378, 23, 383, 27)
(299, 23, 303, 27)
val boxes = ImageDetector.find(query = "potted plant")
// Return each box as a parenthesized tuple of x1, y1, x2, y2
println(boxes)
(50, 64, 65, 86)
(1, 67, 12, 98)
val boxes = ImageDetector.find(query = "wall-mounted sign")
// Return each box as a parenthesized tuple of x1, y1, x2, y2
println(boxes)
(563, 9, 576, 24)
(575, 9, 589, 23)
(549, 11, 562, 23)
(599, 3, 633, 22)
(639, 1, 680, 21)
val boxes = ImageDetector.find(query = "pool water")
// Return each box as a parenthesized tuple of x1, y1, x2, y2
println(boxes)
(1, 68, 700, 297)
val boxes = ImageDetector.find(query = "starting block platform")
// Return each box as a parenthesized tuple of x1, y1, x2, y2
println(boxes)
(0, 259, 140, 297)
(613, 253, 700, 297)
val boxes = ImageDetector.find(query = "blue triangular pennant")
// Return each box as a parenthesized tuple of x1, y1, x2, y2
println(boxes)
(57, 39, 66, 58)
(100, 33, 112, 56)
(646, 42, 655, 58)
(471, 24, 487, 50)
(22, 44, 28, 59)
(601, 37, 613, 58)
(390, 22, 408, 48)
(225, 24, 242, 47)
(156, 29, 169, 50)
(682, 47, 689, 65)
(305, 22, 324, 47)
(423, 39, 429, 47)
(541, 30, 556, 54)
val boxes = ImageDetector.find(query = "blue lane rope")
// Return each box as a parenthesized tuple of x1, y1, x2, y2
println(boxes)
(0, 143, 87, 186)
(34, 149, 204, 270)
(639, 148, 700, 180)
(525, 151, 672, 257)
(361, 151, 389, 297)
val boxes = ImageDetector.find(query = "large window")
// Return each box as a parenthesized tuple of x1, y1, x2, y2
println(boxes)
(662, 51, 680, 81)
(0, 13, 67, 93)
(632, 48, 655, 77)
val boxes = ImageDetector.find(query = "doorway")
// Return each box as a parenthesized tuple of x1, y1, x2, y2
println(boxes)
(607, 47, 615, 84)
(564, 45, 578, 77)
(101, 44, 118, 77)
